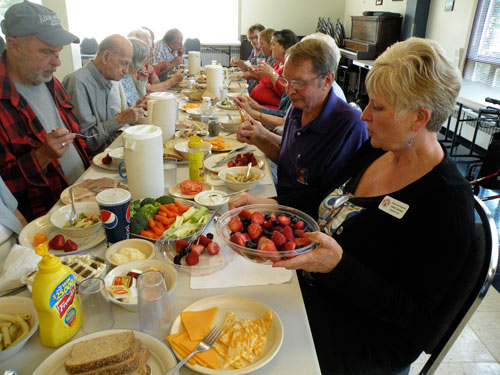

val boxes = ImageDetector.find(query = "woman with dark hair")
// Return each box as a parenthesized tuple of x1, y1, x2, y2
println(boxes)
(250, 29, 298, 110)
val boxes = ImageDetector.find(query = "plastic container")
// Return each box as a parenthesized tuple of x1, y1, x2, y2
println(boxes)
(32, 244, 81, 348)
(187, 135, 205, 181)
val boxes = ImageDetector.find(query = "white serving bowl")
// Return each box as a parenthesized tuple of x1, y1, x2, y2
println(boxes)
(0, 296, 39, 362)
(105, 238, 155, 267)
(174, 140, 212, 159)
(104, 259, 178, 311)
(218, 166, 264, 191)
(220, 116, 242, 133)
(49, 202, 102, 238)
(194, 190, 229, 210)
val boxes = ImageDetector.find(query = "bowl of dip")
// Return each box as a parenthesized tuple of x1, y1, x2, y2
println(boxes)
(194, 190, 229, 210)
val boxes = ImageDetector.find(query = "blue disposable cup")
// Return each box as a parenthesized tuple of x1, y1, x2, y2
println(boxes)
(95, 188, 131, 244)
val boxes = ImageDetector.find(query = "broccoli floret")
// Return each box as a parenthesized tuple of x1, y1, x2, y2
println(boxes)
(156, 195, 175, 205)
(139, 204, 159, 219)
(141, 197, 156, 207)
(130, 211, 149, 234)
(130, 199, 141, 217)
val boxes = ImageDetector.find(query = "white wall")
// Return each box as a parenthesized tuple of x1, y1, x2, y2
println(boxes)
(240, 0, 345, 37)
(426, 0, 477, 68)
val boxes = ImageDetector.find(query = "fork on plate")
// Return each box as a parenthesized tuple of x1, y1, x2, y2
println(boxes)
(165, 325, 222, 375)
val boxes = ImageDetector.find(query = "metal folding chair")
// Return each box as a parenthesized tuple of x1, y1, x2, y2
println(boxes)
(418, 196, 499, 374)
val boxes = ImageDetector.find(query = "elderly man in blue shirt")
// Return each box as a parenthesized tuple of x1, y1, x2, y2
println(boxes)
(237, 37, 367, 194)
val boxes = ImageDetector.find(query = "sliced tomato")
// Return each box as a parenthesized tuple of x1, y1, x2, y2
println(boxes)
(179, 180, 203, 195)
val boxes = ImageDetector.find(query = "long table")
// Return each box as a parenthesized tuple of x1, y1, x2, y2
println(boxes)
(1, 109, 321, 374)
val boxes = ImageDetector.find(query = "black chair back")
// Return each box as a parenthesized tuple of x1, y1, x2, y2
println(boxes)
(418, 196, 498, 374)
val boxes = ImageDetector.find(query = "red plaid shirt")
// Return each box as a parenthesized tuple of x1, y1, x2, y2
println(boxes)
(0, 52, 91, 221)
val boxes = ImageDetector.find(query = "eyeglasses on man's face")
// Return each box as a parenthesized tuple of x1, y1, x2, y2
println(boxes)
(277, 73, 327, 91)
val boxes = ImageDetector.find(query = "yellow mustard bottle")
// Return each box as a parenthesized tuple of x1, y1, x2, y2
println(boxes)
(32, 244, 81, 347)
(188, 135, 205, 181)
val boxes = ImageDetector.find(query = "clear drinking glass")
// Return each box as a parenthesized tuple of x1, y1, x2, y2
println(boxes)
(163, 157, 177, 191)
(79, 278, 114, 334)
(137, 271, 172, 339)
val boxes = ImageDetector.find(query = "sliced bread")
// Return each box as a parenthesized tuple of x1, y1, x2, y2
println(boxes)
(122, 347, 150, 375)
(64, 331, 135, 374)
(73, 340, 145, 375)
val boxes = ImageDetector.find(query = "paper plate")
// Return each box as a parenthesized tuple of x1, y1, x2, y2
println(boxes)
(92, 151, 120, 171)
(169, 294, 283, 374)
(19, 215, 105, 256)
(33, 329, 176, 374)
(207, 137, 246, 152)
(169, 181, 213, 199)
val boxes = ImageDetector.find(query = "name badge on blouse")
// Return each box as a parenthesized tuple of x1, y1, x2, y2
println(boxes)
(378, 196, 409, 219)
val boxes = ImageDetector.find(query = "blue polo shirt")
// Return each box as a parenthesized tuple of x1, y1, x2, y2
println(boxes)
(277, 89, 367, 194)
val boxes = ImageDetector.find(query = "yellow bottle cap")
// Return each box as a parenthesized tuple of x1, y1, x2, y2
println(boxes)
(35, 244, 61, 273)
(188, 135, 203, 149)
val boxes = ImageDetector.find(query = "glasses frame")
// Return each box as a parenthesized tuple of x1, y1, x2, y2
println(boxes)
(278, 73, 328, 91)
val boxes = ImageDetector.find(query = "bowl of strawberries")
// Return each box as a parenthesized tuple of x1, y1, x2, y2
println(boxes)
(216, 204, 319, 264)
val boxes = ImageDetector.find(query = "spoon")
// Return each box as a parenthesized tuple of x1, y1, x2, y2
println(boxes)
(68, 187, 78, 227)
(243, 163, 252, 182)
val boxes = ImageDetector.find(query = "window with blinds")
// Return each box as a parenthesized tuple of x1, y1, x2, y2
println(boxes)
(463, 0, 500, 87)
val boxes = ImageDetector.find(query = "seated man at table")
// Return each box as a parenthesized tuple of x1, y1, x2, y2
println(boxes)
(237, 38, 367, 195)
(63, 34, 145, 153)
(0, 1, 91, 221)
(151, 28, 184, 82)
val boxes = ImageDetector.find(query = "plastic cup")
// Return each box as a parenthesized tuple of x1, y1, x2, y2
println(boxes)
(163, 157, 177, 191)
(79, 278, 114, 334)
(95, 188, 131, 245)
(138, 271, 172, 339)
(256, 57, 265, 64)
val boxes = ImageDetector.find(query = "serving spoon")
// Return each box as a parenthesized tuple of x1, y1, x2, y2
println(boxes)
(243, 162, 252, 182)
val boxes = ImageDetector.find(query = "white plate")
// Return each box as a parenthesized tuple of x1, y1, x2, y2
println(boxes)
(216, 100, 238, 110)
(169, 295, 283, 374)
(204, 154, 265, 173)
(92, 151, 120, 171)
(19, 215, 106, 256)
(169, 181, 213, 199)
(207, 137, 246, 152)
(108, 147, 125, 160)
(33, 329, 177, 374)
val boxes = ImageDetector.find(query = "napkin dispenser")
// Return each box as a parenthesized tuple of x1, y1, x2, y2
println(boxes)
(123, 125, 164, 199)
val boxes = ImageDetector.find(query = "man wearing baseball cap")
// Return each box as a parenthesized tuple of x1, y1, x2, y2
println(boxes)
(0, 0, 91, 221)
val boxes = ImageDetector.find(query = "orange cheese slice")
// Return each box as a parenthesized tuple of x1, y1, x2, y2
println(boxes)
(181, 307, 218, 341)
(166, 333, 197, 366)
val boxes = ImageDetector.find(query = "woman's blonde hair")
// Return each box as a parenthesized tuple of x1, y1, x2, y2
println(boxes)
(365, 37, 461, 132)
(259, 28, 275, 45)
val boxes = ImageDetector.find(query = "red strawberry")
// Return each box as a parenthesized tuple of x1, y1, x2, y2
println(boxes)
(186, 250, 199, 265)
(49, 234, 65, 250)
(228, 217, 243, 233)
(258, 239, 280, 261)
(251, 212, 265, 225)
(175, 239, 189, 252)
(283, 241, 296, 251)
(244, 152, 254, 159)
(271, 225, 283, 233)
(207, 242, 220, 255)
(292, 220, 305, 229)
(191, 244, 205, 255)
(239, 156, 248, 165)
(242, 232, 251, 242)
(230, 232, 246, 247)
(237, 161, 246, 166)
(283, 226, 295, 242)
(271, 230, 286, 247)
(250, 156, 258, 166)
(247, 223, 263, 240)
(257, 236, 268, 248)
(198, 235, 212, 246)
(238, 209, 253, 219)
(277, 215, 291, 227)
(263, 214, 276, 229)
(295, 238, 312, 247)
(295, 229, 306, 238)
(64, 239, 78, 252)
(227, 161, 236, 168)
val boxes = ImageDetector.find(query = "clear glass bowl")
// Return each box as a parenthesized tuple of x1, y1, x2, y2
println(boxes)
(216, 204, 320, 264)
(155, 223, 236, 277)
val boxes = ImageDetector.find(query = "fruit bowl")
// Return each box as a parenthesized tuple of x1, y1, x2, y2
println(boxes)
(216, 204, 320, 264)
(155, 224, 237, 277)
